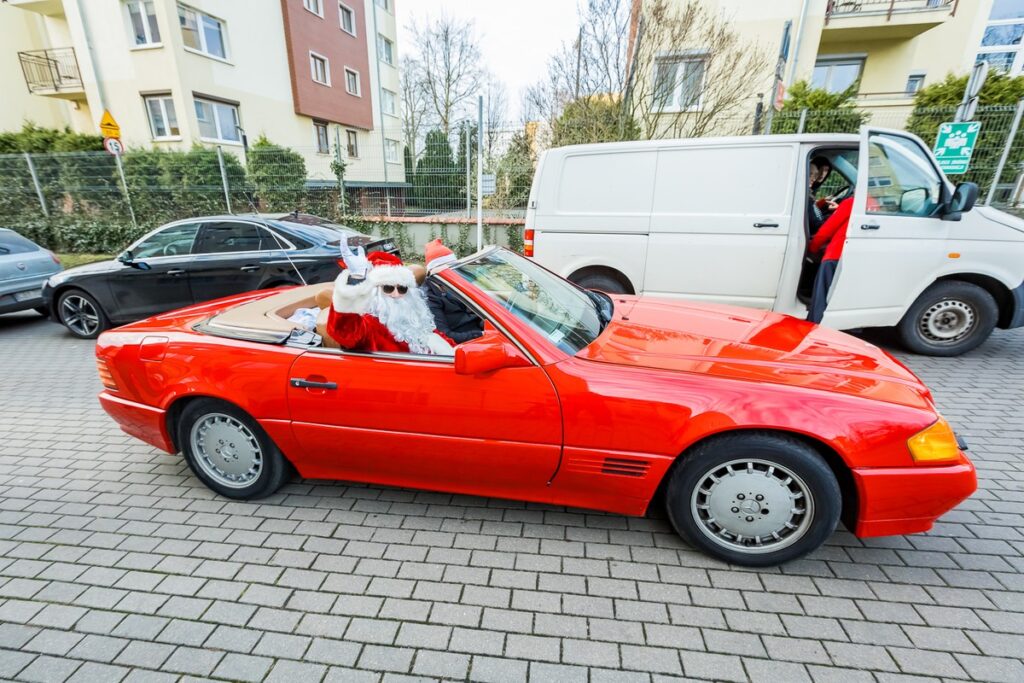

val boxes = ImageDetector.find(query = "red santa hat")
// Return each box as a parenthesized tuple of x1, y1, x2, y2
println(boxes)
(424, 239, 457, 272)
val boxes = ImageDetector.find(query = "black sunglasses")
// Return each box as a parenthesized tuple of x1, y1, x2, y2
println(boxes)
(380, 284, 408, 295)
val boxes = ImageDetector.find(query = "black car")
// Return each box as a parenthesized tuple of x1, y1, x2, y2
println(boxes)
(43, 214, 364, 339)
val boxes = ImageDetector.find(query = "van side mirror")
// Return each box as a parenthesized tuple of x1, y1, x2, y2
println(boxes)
(454, 331, 531, 375)
(943, 182, 979, 221)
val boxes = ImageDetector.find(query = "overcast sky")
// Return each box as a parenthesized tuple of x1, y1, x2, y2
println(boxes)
(395, 0, 583, 122)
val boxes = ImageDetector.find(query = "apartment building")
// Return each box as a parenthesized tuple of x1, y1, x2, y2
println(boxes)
(2, 0, 404, 190)
(633, 0, 999, 130)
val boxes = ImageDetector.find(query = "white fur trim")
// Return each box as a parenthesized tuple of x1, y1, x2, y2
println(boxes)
(367, 264, 417, 289)
(426, 332, 455, 356)
(426, 253, 457, 273)
(332, 271, 374, 313)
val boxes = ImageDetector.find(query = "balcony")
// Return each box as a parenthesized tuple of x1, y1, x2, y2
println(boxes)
(18, 48, 85, 99)
(4, 0, 65, 16)
(823, 0, 958, 41)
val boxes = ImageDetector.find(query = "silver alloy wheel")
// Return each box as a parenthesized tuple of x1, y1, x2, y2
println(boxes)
(189, 413, 263, 489)
(919, 299, 976, 344)
(60, 294, 101, 337)
(690, 458, 814, 555)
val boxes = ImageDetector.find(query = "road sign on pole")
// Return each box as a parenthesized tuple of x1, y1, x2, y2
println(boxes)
(99, 110, 121, 139)
(933, 121, 981, 174)
(481, 174, 496, 196)
(103, 137, 124, 156)
(956, 62, 989, 122)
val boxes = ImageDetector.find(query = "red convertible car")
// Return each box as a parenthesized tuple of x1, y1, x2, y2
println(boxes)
(96, 247, 976, 566)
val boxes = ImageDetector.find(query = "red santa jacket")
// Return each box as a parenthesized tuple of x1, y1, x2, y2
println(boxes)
(809, 196, 852, 262)
(326, 306, 412, 353)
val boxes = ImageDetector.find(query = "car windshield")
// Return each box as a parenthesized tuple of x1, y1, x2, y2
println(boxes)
(451, 249, 606, 354)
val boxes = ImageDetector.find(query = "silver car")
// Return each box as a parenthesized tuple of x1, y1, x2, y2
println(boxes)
(0, 228, 63, 317)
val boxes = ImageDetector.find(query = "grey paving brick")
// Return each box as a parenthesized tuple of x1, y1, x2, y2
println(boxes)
(450, 627, 504, 655)
(23, 628, 85, 656)
(745, 658, 812, 683)
(680, 650, 747, 682)
(65, 661, 130, 683)
(469, 655, 528, 683)
(17, 654, 83, 682)
(305, 637, 362, 667)
(114, 640, 176, 668)
(412, 650, 470, 679)
(67, 634, 129, 663)
(211, 652, 275, 682)
(265, 659, 329, 682)
(253, 632, 311, 659)
(888, 647, 968, 678)
(346, 617, 400, 644)
(529, 661, 588, 683)
(357, 644, 415, 672)
(621, 645, 683, 674)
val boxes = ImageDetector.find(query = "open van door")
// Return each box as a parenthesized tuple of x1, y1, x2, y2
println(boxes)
(822, 126, 953, 331)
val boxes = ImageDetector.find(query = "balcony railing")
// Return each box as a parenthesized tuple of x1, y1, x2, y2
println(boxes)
(825, 0, 957, 23)
(18, 48, 83, 94)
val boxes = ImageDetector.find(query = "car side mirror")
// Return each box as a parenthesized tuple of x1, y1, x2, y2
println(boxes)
(943, 182, 979, 221)
(117, 250, 132, 263)
(899, 187, 928, 215)
(454, 330, 531, 375)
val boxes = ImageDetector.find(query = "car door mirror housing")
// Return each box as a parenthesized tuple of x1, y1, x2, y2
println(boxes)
(117, 250, 132, 263)
(454, 331, 531, 375)
(943, 182, 979, 221)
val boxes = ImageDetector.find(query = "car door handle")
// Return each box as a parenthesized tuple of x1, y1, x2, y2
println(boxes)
(167, 269, 186, 276)
(290, 378, 337, 390)
(860, 223, 880, 230)
(240, 265, 260, 272)
(753, 222, 779, 228)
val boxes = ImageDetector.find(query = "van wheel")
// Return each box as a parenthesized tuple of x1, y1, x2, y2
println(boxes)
(896, 281, 997, 356)
(573, 272, 628, 294)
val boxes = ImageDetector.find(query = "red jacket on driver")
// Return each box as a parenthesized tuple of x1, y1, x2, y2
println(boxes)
(809, 197, 853, 262)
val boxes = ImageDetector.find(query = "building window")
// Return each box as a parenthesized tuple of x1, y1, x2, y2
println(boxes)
(144, 95, 178, 139)
(344, 68, 360, 95)
(339, 3, 356, 35)
(653, 55, 706, 111)
(314, 121, 330, 154)
(310, 52, 330, 85)
(976, 1, 1024, 74)
(811, 57, 863, 93)
(178, 4, 227, 59)
(385, 138, 400, 163)
(905, 73, 925, 95)
(346, 129, 359, 157)
(374, 0, 390, 12)
(125, 0, 161, 46)
(377, 34, 394, 65)
(303, 0, 323, 17)
(992, 0, 1024, 20)
(382, 88, 398, 116)
(195, 97, 240, 143)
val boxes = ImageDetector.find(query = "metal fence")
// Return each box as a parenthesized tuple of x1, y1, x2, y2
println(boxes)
(3, 104, 1024, 253)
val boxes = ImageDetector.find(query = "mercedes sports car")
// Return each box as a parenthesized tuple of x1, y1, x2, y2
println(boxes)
(96, 247, 976, 566)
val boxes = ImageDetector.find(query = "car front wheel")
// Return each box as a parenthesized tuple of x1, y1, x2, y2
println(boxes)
(57, 289, 109, 339)
(896, 281, 998, 356)
(177, 399, 291, 499)
(665, 432, 841, 567)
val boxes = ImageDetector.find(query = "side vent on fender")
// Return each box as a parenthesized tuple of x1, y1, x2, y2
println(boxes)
(601, 457, 650, 478)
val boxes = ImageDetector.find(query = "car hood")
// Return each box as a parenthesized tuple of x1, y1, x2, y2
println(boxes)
(48, 259, 121, 282)
(577, 298, 932, 408)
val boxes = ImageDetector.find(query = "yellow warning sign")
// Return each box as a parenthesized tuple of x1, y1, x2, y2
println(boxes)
(99, 110, 120, 139)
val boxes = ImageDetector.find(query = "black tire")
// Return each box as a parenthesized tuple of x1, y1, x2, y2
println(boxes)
(896, 281, 998, 357)
(56, 289, 109, 339)
(572, 272, 628, 294)
(177, 399, 291, 500)
(665, 432, 841, 567)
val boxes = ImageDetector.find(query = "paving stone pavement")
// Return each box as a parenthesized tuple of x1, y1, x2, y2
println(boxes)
(1, 311, 1023, 683)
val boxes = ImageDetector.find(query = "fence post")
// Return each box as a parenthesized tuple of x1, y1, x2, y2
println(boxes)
(216, 146, 232, 214)
(476, 96, 483, 251)
(797, 108, 809, 134)
(23, 152, 48, 217)
(114, 154, 137, 229)
(465, 120, 471, 219)
(986, 98, 1024, 206)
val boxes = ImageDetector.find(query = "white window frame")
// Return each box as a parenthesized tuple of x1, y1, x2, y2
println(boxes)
(382, 88, 398, 117)
(653, 52, 707, 113)
(905, 72, 926, 95)
(385, 138, 400, 163)
(124, 0, 162, 48)
(314, 121, 330, 154)
(811, 55, 865, 94)
(310, 51, 331, 86)
(194, 96, 241, 144)
(346, 129, 359, 158)
(339, 2, 356, 35)
(344, 67, 361, 96)
(178, 3, 229, 61)
(303, 0, 323, 17)
(377, 34, 395, 65)
(144, 94, 179, 140)
(374, 0, 391, 13)
(976, 13, 1024, 75)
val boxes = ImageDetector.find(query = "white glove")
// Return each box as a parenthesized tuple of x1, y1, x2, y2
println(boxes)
(339, 238, 370, 279)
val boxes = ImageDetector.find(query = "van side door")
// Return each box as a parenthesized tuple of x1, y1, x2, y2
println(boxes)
(824, 128, 951, 330)
(645, 143, 797, 309)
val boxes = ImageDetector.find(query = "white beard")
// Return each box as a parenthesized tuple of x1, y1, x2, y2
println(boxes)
(368, 287, 451, 355)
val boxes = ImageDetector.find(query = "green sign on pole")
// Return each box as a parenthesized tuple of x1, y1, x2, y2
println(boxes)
(933, 121, 981, 175)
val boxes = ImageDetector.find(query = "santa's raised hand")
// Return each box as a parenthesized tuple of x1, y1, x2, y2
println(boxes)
(338, 238, 370, 280)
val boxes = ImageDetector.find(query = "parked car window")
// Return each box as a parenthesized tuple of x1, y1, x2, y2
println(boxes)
(132, 223, 200, 258)
(866, 133, 944, 217)
(196, 222, 265, 254)
(0, 230, 40, 255)
(452, 250, 602, 354)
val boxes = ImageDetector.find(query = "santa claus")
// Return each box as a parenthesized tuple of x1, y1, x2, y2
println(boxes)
(326, 244, 454, 355)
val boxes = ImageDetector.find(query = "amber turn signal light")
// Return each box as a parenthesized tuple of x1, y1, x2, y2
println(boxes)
(907, 419, 961, 464)
(96, 358, 118, 391)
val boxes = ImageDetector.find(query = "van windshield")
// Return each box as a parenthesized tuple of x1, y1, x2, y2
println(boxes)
(451, 249, 605, 354)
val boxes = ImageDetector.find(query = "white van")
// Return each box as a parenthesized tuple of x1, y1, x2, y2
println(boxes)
(525, 126, 1024, 356)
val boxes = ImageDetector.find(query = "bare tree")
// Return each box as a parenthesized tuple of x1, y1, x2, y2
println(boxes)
(400, 58, 431, 156)
(484, 79, 508, 160)
(408, 13, 485, 136)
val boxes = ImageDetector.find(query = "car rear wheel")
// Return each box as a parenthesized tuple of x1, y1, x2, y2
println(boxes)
(665, 432, 841, 567)
(896, 281, 997, 357)
(57, 289, 109, 339)
(178, 399, 291, 500)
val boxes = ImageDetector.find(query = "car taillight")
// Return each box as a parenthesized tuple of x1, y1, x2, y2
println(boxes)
(49, 251, 61, 265)
(524, 229, 534, 257)
(96, 358, 118, 391)
(907, 418, 960, 464)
